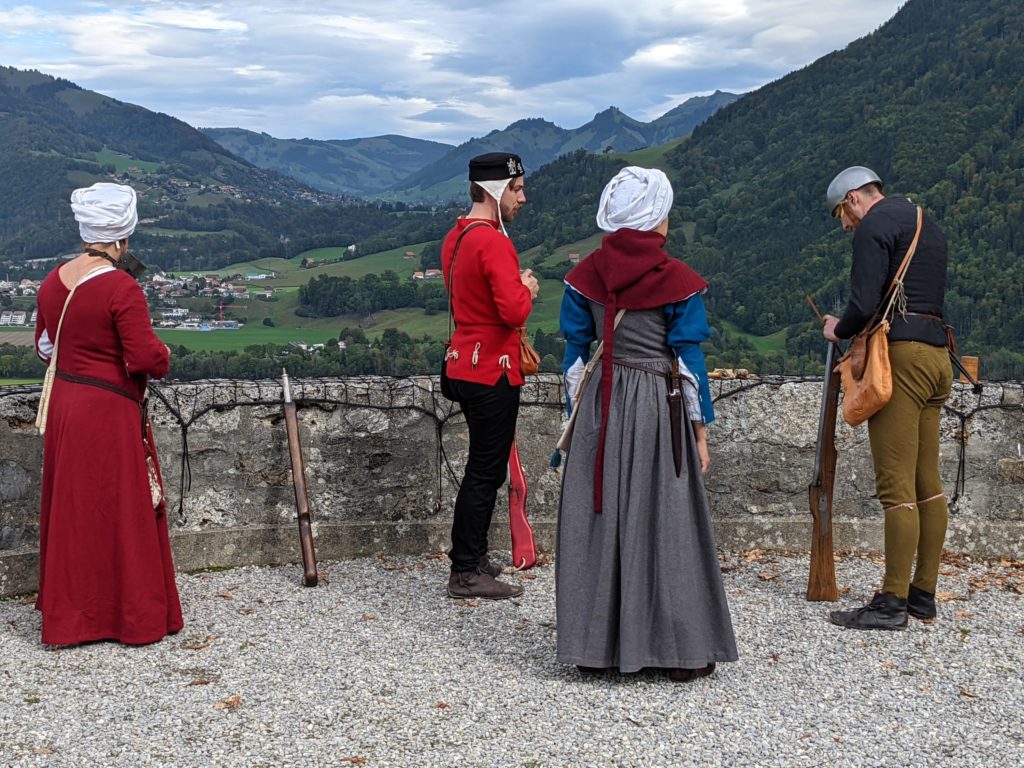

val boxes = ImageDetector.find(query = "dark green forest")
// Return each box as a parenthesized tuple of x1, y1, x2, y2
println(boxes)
(662, 0, 1024, 378)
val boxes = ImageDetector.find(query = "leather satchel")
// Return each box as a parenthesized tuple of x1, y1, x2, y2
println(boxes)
(835, 206, 923, 427)
(518, 327, 541, 376)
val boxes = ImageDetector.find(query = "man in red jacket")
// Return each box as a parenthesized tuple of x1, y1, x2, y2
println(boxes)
(442, 152, 539, 600)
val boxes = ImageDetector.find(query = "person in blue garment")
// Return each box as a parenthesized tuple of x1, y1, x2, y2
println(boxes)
(555, 166, 737, 682)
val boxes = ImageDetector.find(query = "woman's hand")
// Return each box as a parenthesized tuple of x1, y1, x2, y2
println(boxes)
(520, 269, 540, 299)
(693, 421, 710, 476)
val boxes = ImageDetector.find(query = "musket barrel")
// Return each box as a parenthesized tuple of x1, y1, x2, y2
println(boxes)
(807, 343, 840, 602)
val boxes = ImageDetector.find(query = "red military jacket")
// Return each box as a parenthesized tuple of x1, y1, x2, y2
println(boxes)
(441, 217, 533, 386)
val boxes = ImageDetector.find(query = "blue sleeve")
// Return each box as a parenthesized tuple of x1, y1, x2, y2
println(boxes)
(664, 294, 715, 424)
(560, 285, 595, 373)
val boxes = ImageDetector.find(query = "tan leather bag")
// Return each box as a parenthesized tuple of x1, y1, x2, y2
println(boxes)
(519, 327, 541, 376)
(836, 319, 892, 427)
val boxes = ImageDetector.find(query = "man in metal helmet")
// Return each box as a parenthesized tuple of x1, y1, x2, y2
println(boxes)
(825, 166, 882, 230)
(821, 166, 954, 631)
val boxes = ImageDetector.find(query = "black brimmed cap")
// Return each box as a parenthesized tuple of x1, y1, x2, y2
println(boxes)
(469, 152, 525, 181)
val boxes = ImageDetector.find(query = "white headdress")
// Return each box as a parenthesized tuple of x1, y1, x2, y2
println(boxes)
(596, 166, 673, 233)
(70, 182, 138, 243)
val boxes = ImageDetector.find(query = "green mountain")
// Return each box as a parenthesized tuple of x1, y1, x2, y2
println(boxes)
(0, 66, 344, 268)
(389, 94, 739, 202)
(201, 129, 454, 198)
(665, 0, 1024, 378)
(488, 0, 1024, 378)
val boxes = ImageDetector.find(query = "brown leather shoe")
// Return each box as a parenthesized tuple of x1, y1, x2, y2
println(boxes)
(669, 663, 716, 683)
(478, 554, 502, 578)
(447, 569, 523, 600)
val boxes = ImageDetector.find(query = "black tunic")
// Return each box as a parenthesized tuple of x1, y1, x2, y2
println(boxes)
(835, 195, 949, 346)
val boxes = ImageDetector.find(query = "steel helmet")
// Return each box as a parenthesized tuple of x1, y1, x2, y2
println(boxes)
(826, 166, 882, 216)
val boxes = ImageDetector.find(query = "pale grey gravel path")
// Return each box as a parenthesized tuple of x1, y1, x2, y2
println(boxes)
(1, 550, 1021, 768)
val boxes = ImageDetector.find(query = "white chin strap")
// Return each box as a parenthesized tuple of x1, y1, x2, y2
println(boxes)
(477, 178, 512, 237)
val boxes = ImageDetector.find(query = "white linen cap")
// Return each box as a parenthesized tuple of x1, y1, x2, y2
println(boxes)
(595, 166, 673, 233)
(70, 182, 138, 243)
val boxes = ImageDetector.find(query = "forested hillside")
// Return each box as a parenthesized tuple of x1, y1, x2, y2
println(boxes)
(202, 129, 454, 198)
(0, 67, 328, 261)
(662, 0, 1024, 377)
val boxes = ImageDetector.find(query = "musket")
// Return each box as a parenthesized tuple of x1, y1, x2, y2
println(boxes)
(508, 436, 537, 570)
(281, 368, 318, 587)
(807, 296, 839, 601)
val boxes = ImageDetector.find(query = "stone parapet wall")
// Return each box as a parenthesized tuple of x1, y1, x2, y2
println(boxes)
(2, 375, 1022, 596)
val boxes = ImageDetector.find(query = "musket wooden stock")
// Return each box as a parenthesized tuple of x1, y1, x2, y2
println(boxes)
(807, 342, 840, 601)
(282, 369, 318, 587)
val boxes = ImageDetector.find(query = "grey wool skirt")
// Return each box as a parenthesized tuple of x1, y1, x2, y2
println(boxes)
(555, 356, 738, 673)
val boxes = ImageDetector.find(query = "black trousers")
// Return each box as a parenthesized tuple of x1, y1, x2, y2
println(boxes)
(448, 374, 521, 573)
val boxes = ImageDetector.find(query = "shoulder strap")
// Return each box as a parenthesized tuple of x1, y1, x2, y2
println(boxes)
(445, 222, 491, 343)
(35, 264, 110, 433)
(584, 309, 626, 371)
(866, 205, 924, 328)
(50, 264, 111, 365)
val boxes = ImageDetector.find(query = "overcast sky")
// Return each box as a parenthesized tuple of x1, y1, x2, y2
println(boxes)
(2, 0, 906, 145)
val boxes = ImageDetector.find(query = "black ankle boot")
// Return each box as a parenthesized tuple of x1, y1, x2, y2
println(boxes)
(907, 584, 937, 619)
(829, 592, 908, 631)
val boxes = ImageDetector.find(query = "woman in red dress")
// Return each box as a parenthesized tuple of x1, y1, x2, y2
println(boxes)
(33, 182, 182, 646)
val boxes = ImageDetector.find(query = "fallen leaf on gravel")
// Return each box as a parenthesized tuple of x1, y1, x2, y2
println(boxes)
(520, 573, 537, 580)
(32, 747, 56, 756)
(770, 652, 781, 662)
(935, 592, 959, 602)
(181, 635, 215, 650)
(238, 608, 254, 616)
(189, 679, 211, 686)
(954, 610, 975, 619)
(340, 759, 367, 765)
(940, 551, 973, 568)
(838, 587, 852, 595)
(959, 688, 978, 699)
(882, 661, 897, 669)
(218, 592, 233, 600)
(758, 572, 779, 581)
(453, 600, 480, 607)
(360, 614, 377, 621)
(213, 694, 242, 710)
(720, 565, 740, 573)
(435, 702, 450, 709)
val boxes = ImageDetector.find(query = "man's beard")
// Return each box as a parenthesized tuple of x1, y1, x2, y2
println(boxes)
(500, 201, 520, 222)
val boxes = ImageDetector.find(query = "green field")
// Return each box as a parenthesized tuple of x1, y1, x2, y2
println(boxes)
(94, 148, 162, 173)
(0, 379, 41, 386)
(157, 326, 343, 352)
(716, 318, 787, 355)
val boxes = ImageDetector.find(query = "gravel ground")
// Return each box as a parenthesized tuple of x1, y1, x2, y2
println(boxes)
(1, 549, 1021, 768)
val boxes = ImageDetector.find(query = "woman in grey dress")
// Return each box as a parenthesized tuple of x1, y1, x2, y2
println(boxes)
(556, 167, 737, 682)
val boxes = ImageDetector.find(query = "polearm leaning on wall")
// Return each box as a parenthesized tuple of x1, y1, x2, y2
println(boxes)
(281, 368, 318, 587)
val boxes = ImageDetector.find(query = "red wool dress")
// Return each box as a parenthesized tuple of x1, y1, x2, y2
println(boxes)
(34, 264, 183, 646)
